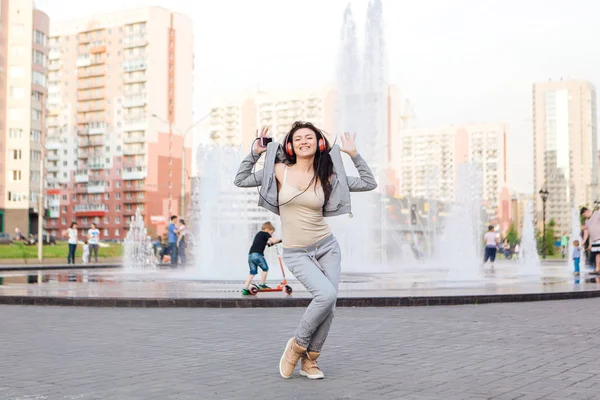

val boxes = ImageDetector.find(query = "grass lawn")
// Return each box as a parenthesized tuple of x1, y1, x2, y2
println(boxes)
(0, 242, 123, 259)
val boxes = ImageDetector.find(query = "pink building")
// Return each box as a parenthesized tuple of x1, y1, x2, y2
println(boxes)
(44, 7, 193, 240)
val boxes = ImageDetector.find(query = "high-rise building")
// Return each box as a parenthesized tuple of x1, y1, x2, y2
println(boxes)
(208, 86, 337, 151)
(45, 7, 193, 240)
(394, 123, 509, 222)
(0, 0, 49, 235)
(533, 79, 597, 234)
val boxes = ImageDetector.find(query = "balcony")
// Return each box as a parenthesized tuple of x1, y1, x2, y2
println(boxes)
(76, 55, 91, 67)
(123, 119, 147, 132)
(75, 170, 89, 183)
(124, 195, 145, 204)
(78, 137, 103, 147)
(74, 203, 108, 215)
(123, 34, 147, 48)
(124, 73, 146, 84)
(78, 123, 106, 136)
(123, 134, 145, 144)
(123, 95, 146, 108)
(46, 175, 59, 184)
(123, 59, 147, 72)
(46, 152, 60, 161)
(88, 159, 105, 170)
(78, 78, 106, 90)
(122, 167, 146, 180)
(87, 181, 108, 193)
(123, 145, 145, 155)
(124, 183, 146, 192)
(49, 209, 60, 219)
(78, 67, 105, 79)
(49, 49, 60, 60)
(47, 163, 60, 172)
(77, 101, 106, 113)
(77, 90, 105, 102)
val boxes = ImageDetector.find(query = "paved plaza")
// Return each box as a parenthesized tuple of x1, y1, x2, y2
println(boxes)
(2, 299, 600, 400)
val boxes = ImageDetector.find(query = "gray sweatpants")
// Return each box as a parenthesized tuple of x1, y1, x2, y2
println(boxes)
(282, 234, 341, 352)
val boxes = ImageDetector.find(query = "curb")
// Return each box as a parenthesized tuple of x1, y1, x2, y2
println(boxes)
(1, 290, 599, 308)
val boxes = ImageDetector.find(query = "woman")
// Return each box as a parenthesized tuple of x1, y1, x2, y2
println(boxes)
(234, 121, 377, 380)
(87, 222, 100, 263)
(483, 225, 499, 267)
(177, 218, 187, 265)
(62, 222, 78, 264)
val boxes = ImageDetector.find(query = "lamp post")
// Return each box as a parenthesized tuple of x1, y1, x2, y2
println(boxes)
(539, 188, 549, 258)
(151, 111, 213, 217)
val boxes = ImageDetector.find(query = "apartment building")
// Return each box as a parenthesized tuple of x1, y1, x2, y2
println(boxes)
(44, 7, 193, 240)
(395, 123, 509, 222)
(208, 86, 337, 151)
(0, 0, 49, 235)
(208, 84, 402, 190)
(533, 79, 597, 234)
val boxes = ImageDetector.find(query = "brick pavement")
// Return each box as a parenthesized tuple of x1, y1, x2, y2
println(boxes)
(2, 299, 600, 400)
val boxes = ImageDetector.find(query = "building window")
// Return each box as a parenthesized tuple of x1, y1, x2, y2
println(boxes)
(11, 170, 22, 181)
(116, 192, 121, 199)
(115, 216, 120, 223)
(9, 66, 24, 78)
(33, 50, 46, 67)
(34, 30, 46, 45)
(32, 91, 43, 101)
(104, 193, 109, 200)
(103, 228, 109, 236)
(115, 229, 120, 236)
(8, 128, 22, 138)
(12, 149, 22, 160)
(116, 205, 121, 211)
(62, 195, 67, 201)
(31, 109, 42, 121)
(32, 71, 46, 87)
(9, 86, 25, 98)
(8, 109, 24, 121)
(61, 218, 66, 225)
(31, 129, 41, 141)
(62, 206, 67, 212)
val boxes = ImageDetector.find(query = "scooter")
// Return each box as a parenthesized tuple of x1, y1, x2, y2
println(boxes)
(250, 245, 293, 295)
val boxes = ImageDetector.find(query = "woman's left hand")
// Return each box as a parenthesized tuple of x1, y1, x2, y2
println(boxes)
(340, 132, 358, 158)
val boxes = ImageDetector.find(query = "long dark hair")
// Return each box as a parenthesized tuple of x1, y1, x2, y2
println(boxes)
(283, 121, 334, 206)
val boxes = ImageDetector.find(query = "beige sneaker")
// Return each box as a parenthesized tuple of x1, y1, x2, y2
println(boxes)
(279, 338, 306, 379)
(300, 351, 324, 379)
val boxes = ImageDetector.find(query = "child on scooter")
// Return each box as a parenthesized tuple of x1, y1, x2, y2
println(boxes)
(242, 222, 282, 295)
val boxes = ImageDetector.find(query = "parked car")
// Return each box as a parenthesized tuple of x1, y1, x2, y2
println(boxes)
(0, 233, 13, 245)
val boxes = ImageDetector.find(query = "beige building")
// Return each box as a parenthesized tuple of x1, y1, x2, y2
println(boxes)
(0, 0, 49, 236)
(45, 7, 193, 240)
(208, 86, 337, 150)
(208, 84, 402, 190)
(394, 123, 509, 222)
(533, 79, 598, 233)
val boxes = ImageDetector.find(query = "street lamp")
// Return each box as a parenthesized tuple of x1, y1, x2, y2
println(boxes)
(539, 188, 549, 258)
(151, 111, 214, 217)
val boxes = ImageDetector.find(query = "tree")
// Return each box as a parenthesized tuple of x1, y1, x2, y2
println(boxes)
(536, 219, 557, 256)
(505, 223, 519, 247)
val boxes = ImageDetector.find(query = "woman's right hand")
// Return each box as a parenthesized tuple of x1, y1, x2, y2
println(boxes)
(252, 127, 270, 155)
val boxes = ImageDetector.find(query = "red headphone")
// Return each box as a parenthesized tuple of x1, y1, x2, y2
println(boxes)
(285, 131, 327, 157)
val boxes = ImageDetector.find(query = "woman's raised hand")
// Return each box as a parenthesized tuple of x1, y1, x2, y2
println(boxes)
(252, 127, 270, 155)
(340, 132, 358, 158)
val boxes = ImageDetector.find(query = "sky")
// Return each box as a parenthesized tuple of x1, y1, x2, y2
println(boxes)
(37, 0, 600, 194)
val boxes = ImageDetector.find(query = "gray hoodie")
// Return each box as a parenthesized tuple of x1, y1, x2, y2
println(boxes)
(233, 142, 377, 217)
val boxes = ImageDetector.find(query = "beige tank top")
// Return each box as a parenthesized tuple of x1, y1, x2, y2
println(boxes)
(279, 166, 331, 248)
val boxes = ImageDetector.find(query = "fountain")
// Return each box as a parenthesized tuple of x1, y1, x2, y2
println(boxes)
(122, 208, 158, 270)
(517, 201, 541, 276)
(437, 163, 484, 281)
